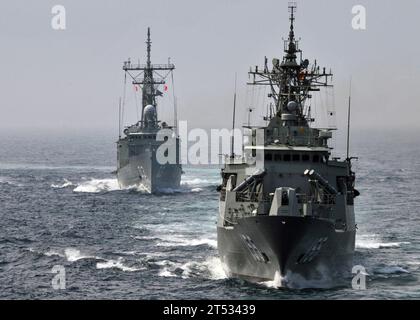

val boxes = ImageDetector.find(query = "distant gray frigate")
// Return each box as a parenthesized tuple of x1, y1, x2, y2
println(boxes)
(217, 4, 359, 287)
(117, 28, 182, 193)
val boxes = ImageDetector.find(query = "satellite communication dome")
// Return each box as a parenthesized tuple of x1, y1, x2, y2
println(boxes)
(143, 104, 157, 125)
(287, 101, 298, 112)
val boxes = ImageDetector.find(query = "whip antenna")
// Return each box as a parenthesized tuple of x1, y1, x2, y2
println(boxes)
(230, 73, 237, 158)
(346, 77, 352, 160)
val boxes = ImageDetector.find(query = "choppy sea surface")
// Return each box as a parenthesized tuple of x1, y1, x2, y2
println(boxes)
(0, 129, 419, 299)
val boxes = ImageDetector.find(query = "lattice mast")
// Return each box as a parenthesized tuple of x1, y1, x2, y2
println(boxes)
(122, 28, 175, 126)
(248, 3, 333, 127)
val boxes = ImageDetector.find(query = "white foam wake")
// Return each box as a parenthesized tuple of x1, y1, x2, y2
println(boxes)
(259, 264, 339, 289)
(28, 247, 141, 273)
(28, 247, 97, 261)
(73, 178, 121, 193)
(27, 247, 65, 258)
(52, 178, 150, 193)
(44, 250, 65, 258)
(64, 248, 100, 262)
(52, 177, 207, 193)
(356, 235, 410, 249)
(51, 179, 74, 189)
(153, 186, 203, 194)
(181, 177, 220, 189)
(181, 178, 214, 186)
(96, 257, 141, 272)
(156, 237, 217, 248)
(152, 174, 216, 193)
(374, 266, 409, 275)
(157, 257, 227, 280)
(261, 271, 284, 288)
(0, 176, 23, 187)
(357, 241, 410, 249)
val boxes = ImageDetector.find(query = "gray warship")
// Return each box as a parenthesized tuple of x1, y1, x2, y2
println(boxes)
(217, 4, 359, 288)
(117, 28, 182, 192)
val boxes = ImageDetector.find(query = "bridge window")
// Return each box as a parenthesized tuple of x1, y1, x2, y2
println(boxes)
(292, 154, 300, 161)
(283, 154, 291, 162)
(264, 153, 273, 161)
(312, 154, 320, 163)
(302, 154, 310, 162)
(281, 191, 289, 205)
(274, 153, 281, 161)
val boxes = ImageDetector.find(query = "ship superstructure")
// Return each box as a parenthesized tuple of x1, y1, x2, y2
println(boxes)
(217, 4, 359, 287)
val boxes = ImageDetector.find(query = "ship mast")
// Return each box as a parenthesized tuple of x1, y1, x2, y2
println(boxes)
(122, 27, 175, 128)
(143, 27, 155, 108)
(146, 27, 151, 68)
(247, 3, 333, 128)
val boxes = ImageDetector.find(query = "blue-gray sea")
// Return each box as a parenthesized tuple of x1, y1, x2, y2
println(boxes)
(0, 129, 419, 299)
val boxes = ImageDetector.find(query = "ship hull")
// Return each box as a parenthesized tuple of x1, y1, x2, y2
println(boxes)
(117, 149, 181, 193)
(217, 216, 355, 288)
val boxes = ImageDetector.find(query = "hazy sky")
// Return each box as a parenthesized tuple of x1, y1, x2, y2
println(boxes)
(0, 0, 419, 132)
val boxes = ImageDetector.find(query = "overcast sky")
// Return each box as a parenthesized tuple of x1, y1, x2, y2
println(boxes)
(0, 0, 418, 133)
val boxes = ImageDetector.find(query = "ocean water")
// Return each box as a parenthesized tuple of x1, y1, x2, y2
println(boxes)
(0, 129, 419, 299)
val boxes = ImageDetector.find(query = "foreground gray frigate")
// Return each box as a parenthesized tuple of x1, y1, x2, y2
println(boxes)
(217, 5, 359, 288)
(117, 28, 182, 193)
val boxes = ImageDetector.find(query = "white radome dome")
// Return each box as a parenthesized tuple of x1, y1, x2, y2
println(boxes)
(143, 104, 157, 124)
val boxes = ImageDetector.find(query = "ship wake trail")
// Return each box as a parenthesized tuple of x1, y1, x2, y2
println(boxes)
(28, 247, 142, 272)
(51, 178, 74, 189)
(73, 178, 149, 193)
(156, 256, 227, 280)
(356, 234, 410, 249)
(51, 178, 149, 193)
(155, 236, 217, 248)
(96, 258, 142, 272)
(50, 175, 208, 194)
